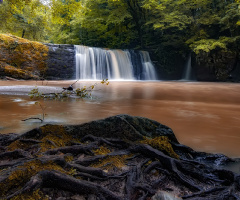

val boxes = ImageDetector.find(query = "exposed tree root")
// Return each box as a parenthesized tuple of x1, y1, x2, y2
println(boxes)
(44, 143, 97, 156)
(0, 115, 239, 200)
(6, 170, 121, 200)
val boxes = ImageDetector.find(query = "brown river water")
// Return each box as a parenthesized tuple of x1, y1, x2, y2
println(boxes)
(0, 80, 240, 159)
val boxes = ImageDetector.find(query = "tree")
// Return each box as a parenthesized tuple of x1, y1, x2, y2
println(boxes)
(48, 0, 82, 44)
(0, 0, 50, 41)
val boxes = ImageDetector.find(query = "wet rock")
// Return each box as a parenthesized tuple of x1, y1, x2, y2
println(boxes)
(65, 114, 179, 144)
(44, 43, 75, 80)
(71, 195, 86, 200)
(56, 197, 67, 200)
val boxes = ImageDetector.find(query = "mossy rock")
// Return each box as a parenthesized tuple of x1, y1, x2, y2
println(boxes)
(0, 34, 49, 80)
(18, 114, 179, 145)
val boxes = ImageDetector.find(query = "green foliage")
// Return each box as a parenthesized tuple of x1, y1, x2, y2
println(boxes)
(190, 39, 227, 54)
(0, 0, 51, 41)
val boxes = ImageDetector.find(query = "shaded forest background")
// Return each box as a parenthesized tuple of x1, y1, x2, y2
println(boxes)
(1, 0, 240, 80)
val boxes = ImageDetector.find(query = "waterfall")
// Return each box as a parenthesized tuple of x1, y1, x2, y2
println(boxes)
(140, 51, 157, 80)
(75, 45, 157, 80)
(182, 53, 194, 80)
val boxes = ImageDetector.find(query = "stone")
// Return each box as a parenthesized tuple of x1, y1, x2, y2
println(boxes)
(44, 43, 75, 80)
(64, 114, 179, 144)
(151, 191, 182, 200)
(71, 195, 86, 200)
(56, 197, 67, 200)
(87, 194, 97, 200)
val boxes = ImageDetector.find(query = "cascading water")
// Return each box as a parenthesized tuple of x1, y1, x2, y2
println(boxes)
(181, 53, 195, 81)
(75, 45, 157, 80)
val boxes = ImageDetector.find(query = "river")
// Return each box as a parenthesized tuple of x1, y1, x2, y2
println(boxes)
(0, 80, 240, 158)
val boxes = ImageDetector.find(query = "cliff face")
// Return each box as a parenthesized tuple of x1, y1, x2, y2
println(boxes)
(44, 43, 75, 80)
(192, 50, 239, 82)
(0, 34, 75, 80)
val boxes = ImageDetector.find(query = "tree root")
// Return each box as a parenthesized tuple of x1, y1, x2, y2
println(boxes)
(44, 143, 97, 156)
(1, 121, 239, 199)
(6, 170, 121, 200)
(0, 149, 31, 160)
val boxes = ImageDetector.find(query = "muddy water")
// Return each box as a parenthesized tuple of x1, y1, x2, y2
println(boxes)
(0, 80, 240, 158)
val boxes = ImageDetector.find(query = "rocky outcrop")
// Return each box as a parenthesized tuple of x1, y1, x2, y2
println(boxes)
(0, 34, 75, 80)
(0, 34, 48, 80)
(0, 115, 239, 200)
(44, 43, 75, 80)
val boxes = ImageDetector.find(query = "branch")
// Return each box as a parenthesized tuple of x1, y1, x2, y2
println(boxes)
(22, 117, 43, 123)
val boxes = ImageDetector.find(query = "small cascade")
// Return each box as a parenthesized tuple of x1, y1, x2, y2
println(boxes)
(75, 45, 157, 80)
(140, 51, 157, 80)
(182, 53, 195, 81)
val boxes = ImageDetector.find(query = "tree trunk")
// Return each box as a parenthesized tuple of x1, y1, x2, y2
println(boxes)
(22, 29, 25, 38)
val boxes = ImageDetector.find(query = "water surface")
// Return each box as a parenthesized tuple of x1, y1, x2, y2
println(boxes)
(0, 80, 240, 158)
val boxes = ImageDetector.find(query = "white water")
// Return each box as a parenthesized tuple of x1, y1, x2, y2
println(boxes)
(182, 54, 194, 80)
(75, 45, 157, 80)
(140, 51, 157, 80)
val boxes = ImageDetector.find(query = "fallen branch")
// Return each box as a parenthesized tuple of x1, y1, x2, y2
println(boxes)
(22, 117, 43, 123)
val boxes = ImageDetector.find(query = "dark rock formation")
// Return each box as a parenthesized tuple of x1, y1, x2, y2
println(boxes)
(193, 50, 239, 82)
(44, 44, 75, 80)
(0, 115, 239, 199)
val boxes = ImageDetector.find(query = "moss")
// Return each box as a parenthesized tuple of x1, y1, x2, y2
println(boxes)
(140, 136, 179, 159)
(91, 145, 133, 170)
(10, 189, 48, 200)
(93, 146, 111, 155)
(64, 155, 74, 162)
(0, 159, 69, 197)
(0, 34, 49, 79)
(91, 155, 132, 171)
(39, 125, 80, 152)
(8, 125, 81, 153)
(8, 140, 33, 151)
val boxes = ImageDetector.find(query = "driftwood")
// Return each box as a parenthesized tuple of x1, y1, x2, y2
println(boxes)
(22, 117, 43, 123)
(0, 115, 239, 200)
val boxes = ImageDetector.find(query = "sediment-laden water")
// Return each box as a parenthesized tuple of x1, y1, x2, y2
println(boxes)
(0, 80, 240, 158)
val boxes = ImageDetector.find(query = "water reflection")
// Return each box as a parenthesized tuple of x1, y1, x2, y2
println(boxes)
(0, 81, 240, 158)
